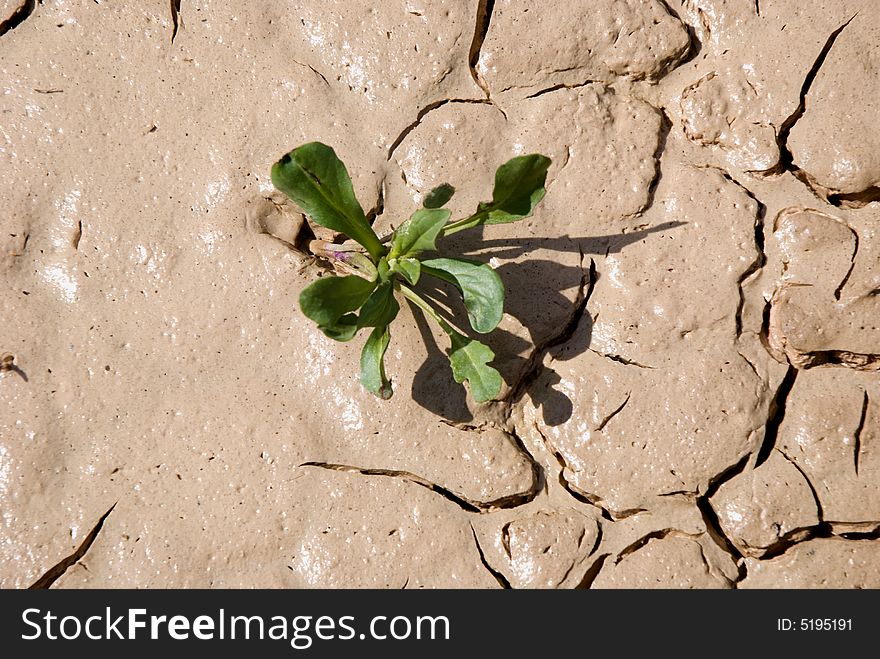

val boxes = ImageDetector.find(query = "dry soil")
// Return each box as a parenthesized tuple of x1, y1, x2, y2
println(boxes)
(1, 0, 878, 588)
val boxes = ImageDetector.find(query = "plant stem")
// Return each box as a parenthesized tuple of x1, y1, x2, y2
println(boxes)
(399, 285, 454, 335)
(440, 210, 487, 237)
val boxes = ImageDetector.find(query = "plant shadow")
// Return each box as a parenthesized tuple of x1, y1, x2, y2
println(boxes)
(408, 222, 685, 425)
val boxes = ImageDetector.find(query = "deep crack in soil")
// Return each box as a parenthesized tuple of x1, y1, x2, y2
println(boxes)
(29, 504, 117, 589)
(768, 14, 858, 182)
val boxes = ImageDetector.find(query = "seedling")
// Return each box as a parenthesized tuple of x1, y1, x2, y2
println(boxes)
(271, 142, 550, 403)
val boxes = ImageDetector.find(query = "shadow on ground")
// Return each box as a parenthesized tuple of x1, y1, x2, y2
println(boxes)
(408, 222, 685, 424)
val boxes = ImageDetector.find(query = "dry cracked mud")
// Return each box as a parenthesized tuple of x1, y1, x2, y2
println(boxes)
(1, 0, 878, 589)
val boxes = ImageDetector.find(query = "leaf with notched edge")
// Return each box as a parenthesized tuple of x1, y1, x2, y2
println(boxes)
(447, 330, 502, 404)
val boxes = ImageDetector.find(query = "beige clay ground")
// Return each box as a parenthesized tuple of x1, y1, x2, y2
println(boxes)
(0, 1, 878, 588)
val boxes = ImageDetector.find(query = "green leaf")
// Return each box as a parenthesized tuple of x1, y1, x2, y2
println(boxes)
(358, 281, 399, 328)
(482, 153, 551, 224)
(447, 330, 502, 403)
(299, 275, 377, 327)
(442, 154, 551, 235)
(360, 325, 393, 399)
(421, 258, 504, 333)
(376, 256, 391, 283)
(423, 183, 455, 209)
(393, 257, 421, 285)
(271, 142, 384, 260)
(399, 284, 503, 404)
(390, 208, 451, 258)
(318, 314, 359, 342)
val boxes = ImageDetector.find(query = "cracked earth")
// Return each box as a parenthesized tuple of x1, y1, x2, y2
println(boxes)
(1, 0, 879, 588)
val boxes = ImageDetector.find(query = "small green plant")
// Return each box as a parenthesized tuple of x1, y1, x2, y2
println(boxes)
(271, 142, 550, 403)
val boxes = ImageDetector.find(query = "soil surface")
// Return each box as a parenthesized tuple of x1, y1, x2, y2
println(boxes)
(1, 0, 878, 588)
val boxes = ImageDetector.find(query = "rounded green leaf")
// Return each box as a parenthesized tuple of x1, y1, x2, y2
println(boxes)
(392, 257, 421, 285)
(421, 257, 504, 333)
(422, 183, 455, 209)
(319, 314, 359, 342)
(482, 153, 551, 224)
(360, 325, 393, 399)
(390, 208, 451, 258)
(440, 153, 551, 236)
(271, 142, 384, 260)
(357, 282, 400, 328)
(299, 275, 377, 327)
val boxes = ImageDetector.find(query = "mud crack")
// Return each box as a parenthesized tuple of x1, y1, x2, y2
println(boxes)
(595, 393, 630, 432)
(828, 186, 880, 209)
(0, 0, 34, 38)
(169, 0, 182, 43)
(365, 174, 386, 226)
(656, 0, 701, 66)
(299, 461, 538, 513)
(736, 523, 815, 560)
(853, 391, 869, 476)
(505, 254, 596, 404)
(386, 98, 500, 161)
(614, 528, 702, 564)
(530, 421, 636, 521)
(589, 350, 655, 369)
(778, 450, 825, 522)
(696, 453, 751, 578)
(468, 0, 495, 96)
(787, 349, 880, 372)
(523, 80, 599, 100)
(698, 166, 767, 338)
(292, 59, 331, 87)
(832, 523, 880, 540)
(754, 365, 798, 467)
(833, 228, 858, 301)
(739, 450, 835, 561)
(635, 107, 672, 219)
(769, 14, 858, 176)
(29, 503, 117, 589)
(733, 189, 766, 337)
(470, 524, 510, 588)
(576, 554, 609, 588)
(72, 219, 82, 250)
